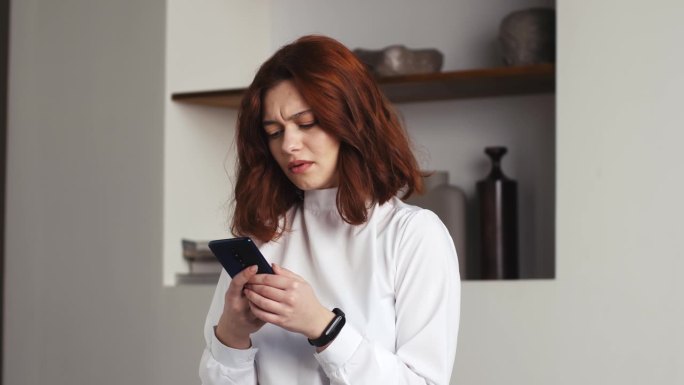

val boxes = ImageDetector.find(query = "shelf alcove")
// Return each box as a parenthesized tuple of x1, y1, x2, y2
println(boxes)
(170, 63, 555, 282)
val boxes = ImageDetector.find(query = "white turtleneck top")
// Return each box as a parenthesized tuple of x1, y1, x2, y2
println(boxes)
(200, 188, 460, 385)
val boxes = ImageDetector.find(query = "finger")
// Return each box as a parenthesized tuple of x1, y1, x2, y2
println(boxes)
(244, 287, 287, 315)
(273, 264, 304, 280)
(247, 283, 290, 303)
(248, 301, 281, 325)
(247, 272, 295, 289)
(227, 265, 258, 294)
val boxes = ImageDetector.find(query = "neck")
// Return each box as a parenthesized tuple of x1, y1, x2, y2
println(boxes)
(303, 187, 338, 211)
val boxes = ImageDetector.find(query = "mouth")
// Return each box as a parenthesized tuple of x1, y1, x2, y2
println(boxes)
(287, 160, 314, 174)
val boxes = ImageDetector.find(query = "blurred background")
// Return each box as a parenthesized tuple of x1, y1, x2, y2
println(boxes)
(3, 0, 683, 384)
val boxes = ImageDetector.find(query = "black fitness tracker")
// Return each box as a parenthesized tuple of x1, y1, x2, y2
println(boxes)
(308, 308, 346, 347)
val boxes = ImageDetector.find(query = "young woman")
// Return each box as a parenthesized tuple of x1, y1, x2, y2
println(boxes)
(200, 35, 460, 385)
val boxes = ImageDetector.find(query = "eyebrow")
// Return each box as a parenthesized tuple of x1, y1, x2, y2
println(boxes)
(262, 109, 313, 127)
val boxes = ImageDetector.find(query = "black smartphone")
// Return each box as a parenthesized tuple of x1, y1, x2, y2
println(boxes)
(208, 237, 274, 278)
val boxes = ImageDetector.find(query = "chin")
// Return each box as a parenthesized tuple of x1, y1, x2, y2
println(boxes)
(294, 181, 333, 191)
(297, 184, 322, 191)
(288, 173, 337, 191)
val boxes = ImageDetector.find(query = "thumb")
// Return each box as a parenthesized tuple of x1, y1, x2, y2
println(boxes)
(227, 265, 258, 294)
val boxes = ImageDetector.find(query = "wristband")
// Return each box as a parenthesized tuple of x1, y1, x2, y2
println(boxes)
(308, 308, 346, 347)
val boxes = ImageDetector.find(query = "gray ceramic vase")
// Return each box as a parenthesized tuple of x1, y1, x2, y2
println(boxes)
(353, 45, 443, 76)
(499, 7, 556, 65)
(406, 171, 467, 278)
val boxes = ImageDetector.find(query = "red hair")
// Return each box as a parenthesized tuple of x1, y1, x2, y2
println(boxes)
(232, 35, 423, 242)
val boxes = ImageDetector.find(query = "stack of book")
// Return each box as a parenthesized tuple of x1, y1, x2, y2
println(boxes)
(182, 239, 222, 274)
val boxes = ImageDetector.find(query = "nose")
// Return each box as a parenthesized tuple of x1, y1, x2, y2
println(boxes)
(281, 126, 302, 154)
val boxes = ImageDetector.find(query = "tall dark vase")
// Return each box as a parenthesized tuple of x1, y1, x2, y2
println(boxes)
(477, 147, 519, 279)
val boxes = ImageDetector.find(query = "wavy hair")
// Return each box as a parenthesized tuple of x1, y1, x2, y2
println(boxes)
(231, 35, 423, 242)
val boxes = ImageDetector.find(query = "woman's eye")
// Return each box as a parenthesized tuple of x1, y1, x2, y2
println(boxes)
(266, 130, 283, 139)
(299, 122, 316, 129)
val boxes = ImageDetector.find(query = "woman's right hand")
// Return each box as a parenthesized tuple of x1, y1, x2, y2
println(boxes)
(215, 265, 265, 349)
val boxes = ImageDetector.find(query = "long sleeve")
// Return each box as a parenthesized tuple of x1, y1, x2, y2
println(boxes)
(199, 270, 258, 385)
(313, 209, 461, 385)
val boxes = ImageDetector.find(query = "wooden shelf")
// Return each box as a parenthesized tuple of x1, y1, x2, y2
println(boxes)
(171, 63, 555, 108)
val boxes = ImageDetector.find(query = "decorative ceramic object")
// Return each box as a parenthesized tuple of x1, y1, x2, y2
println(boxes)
(477, 147, 519, 279)
(406, 171, 467, 277)
(499, 7, 556, 65)
(353, 45, 443, 76)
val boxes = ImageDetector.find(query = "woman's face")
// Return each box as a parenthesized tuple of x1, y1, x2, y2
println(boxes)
(262, 80, 341, 191)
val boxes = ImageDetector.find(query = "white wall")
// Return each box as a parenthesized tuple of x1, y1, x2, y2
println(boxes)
(553, 0, 684, 382)
(5, 1, 209, 384)
(163, 0, 271, 284)
(5, 0, 161, 383)
(5, 1, 683, 385)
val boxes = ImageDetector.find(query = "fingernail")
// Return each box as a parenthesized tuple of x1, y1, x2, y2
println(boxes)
(250, 265, 258, 272)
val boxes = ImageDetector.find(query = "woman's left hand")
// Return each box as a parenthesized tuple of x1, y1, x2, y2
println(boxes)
(244, 264, 335, 340)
